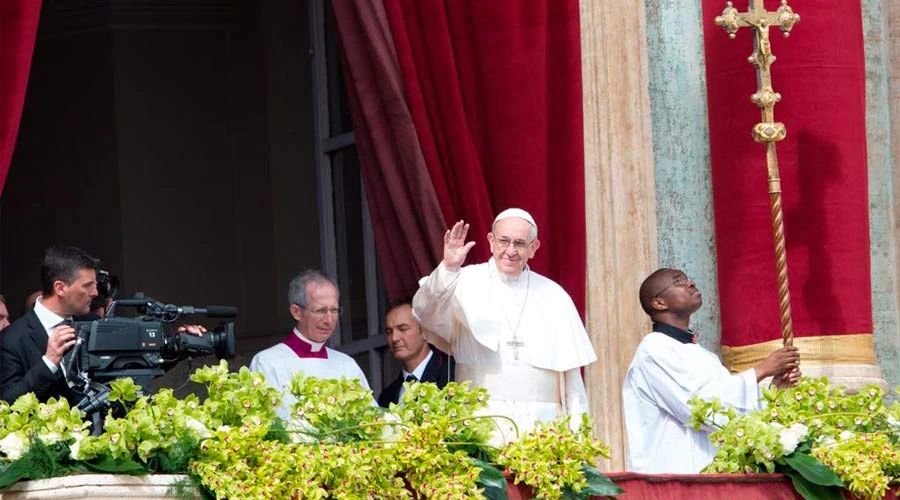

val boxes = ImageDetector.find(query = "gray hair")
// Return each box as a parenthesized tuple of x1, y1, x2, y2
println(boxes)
(288, 270, 338, 307)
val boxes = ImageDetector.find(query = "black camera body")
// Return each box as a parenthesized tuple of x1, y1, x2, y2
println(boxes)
(70, 317, 235, 383)
(64, 297, 237, 415)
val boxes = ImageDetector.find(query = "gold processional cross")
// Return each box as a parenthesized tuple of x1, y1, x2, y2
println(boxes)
(715, 0, 800, 347)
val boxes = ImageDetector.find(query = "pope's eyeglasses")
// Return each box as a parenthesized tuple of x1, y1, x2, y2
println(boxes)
(492, 235, 533, 251)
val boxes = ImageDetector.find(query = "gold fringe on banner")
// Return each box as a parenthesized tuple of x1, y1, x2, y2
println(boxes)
(722, 333, 877, 374)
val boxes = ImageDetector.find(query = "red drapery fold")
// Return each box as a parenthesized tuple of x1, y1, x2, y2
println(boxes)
(376, 0, 588, 313)
(0, 0, 42, 196)
(331, 0, 447, 302)
(702, 0, 873, 347)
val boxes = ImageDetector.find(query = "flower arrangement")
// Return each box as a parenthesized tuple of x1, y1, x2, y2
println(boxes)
(498, 415, 621, 500)
(0, 361, 619, 500)
(689, 377, 900, 500)
(0, 393, 90, 486)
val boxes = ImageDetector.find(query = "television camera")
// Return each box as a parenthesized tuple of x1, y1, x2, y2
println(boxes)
(64, 297, 237, 415)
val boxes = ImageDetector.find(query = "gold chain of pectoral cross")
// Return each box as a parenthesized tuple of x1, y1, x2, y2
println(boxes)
(714, 0, 800, 347)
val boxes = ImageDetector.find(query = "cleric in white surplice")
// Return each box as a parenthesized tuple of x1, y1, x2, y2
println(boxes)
(250, 270, 370, 419)
(623, 268, 801, 473)
(413, 208, 596, 441)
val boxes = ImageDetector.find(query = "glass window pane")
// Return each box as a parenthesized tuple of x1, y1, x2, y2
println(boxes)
(324, 0, 354, 135)
(331, 146, 382, 342)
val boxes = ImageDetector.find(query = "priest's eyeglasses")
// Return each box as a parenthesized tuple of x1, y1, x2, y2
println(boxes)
(653, 275, 693, 297)
(302, 306, 343, 317)
(493, 236, 533, 251)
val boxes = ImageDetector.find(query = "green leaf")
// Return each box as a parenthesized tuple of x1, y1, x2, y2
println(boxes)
(0, 440, 72, 489)
(783, 469, 845, 500)
(79, 455, 150, 474)
(561, 488, 585, 500)
(782, 452, 844, 487)
(0, 460, 34, 490)
(471, 458, 508, 500)
(581, 464, 624, 496)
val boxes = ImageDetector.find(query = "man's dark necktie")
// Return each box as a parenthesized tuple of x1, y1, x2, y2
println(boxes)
(405, 374, 417, 383)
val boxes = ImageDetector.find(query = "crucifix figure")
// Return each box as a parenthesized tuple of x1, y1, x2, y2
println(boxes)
(714, 0, 799, 347)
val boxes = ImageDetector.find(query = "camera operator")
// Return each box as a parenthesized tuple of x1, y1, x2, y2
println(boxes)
(0, 246, 98, 404)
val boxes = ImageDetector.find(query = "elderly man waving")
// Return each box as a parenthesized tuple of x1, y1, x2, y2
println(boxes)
(413, 208, 596, 440)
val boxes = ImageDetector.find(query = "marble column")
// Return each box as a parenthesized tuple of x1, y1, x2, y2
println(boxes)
(580, 0, 658, 471)
(885, 0, 900, 390)
(862, 0, 900, 390)
(643, 0, 720, 353)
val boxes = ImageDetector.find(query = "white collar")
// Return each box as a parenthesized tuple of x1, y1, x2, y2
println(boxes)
(488, 257, 529, 284)
(33, 297, 68, 335)
(402, 349, 434, 381)
(293, 327, 326, 352)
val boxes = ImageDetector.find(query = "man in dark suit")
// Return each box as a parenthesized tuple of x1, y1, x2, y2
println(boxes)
(0, 246, 98, 404)
(377, 302, 453, 407)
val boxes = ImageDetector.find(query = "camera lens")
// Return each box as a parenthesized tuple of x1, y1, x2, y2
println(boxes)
(208, 322, 236, 359)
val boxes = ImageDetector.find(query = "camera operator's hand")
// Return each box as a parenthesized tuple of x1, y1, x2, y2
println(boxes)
(177, 324, 207, 336)
(46, 325, 77, 366)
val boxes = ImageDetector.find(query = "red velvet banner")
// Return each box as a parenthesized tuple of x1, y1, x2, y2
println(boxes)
(506, 473, 899, 500)
(0, 0, 42, 197)
(382, 0, 587, 314)
(702, 0, 872, 347)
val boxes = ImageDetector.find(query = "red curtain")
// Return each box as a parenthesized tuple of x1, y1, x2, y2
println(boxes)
(0, 0, 42, 196)
(372, 0, 587, 312)
(332, 0, 448, 302)
(702, 0, 872, 347)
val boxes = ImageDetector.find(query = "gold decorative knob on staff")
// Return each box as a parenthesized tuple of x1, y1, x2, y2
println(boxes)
(714, 0, 800, 347)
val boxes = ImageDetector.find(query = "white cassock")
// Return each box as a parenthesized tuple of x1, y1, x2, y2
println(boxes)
(413, 258, 596, 442)
(250, 328, 371, 420)
(622, 330, 761, 473)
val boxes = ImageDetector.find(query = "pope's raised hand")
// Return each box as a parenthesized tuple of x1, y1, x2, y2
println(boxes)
(443, 220, 476, 272)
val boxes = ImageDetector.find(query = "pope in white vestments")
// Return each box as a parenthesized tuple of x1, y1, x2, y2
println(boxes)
(250, 270, 371, 419)
(623, 268, 801, 473)
(413, 209, 596, 442)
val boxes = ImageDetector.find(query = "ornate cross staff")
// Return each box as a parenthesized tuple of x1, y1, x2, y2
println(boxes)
(714, 0, 800, 346)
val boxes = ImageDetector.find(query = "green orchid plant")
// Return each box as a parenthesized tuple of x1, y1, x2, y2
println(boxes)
(689, 377, 900, 500)
(498, 415, 622, 500)
(0, 360, 620, 500)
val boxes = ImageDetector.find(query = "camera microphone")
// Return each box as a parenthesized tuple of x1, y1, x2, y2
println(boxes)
(179, 305, 238, 318)
(114, 298, 154, 308)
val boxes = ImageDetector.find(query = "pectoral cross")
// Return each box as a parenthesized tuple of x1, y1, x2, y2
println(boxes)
(506, 337, 525, 360)
(714, 0, 800, 347)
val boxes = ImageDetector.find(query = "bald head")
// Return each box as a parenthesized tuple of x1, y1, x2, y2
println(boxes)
(639, 268, 678, 316)
(639, 267, 702, 330)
